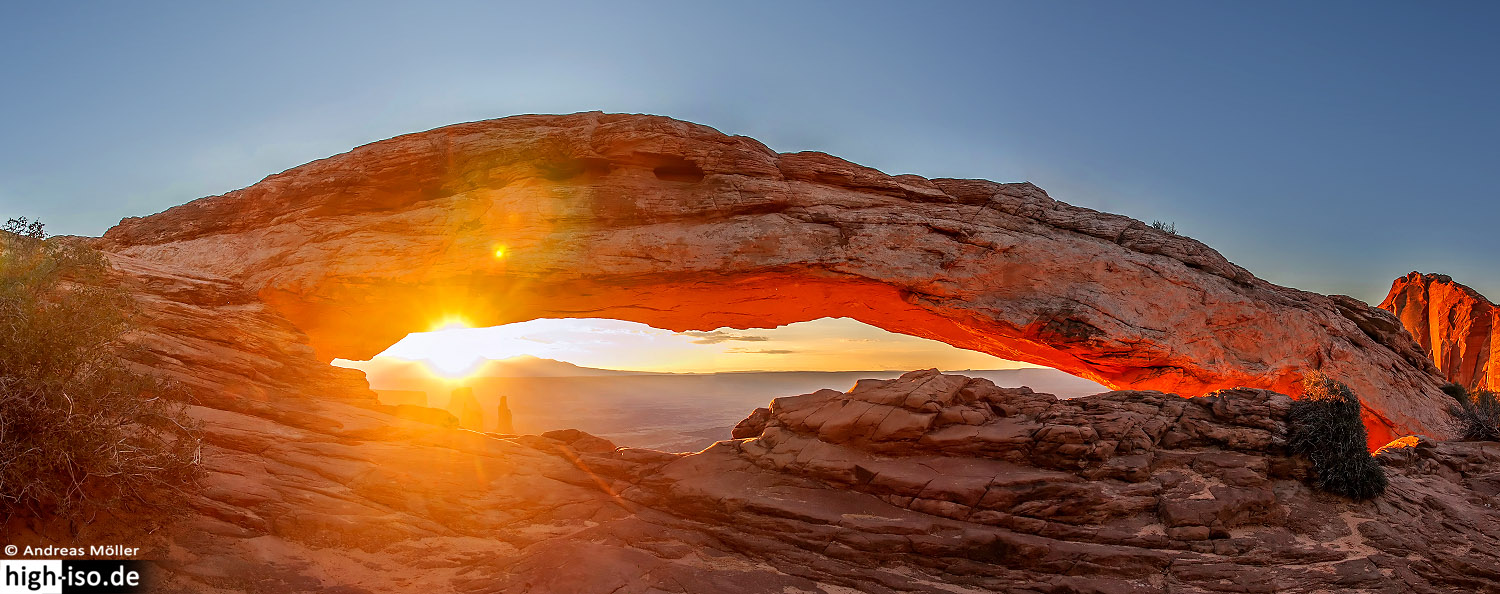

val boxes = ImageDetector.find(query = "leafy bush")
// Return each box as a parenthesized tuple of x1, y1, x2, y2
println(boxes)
(1285, 373, 1387, 500)
(1149, 220, 1178, 235)
(0, 218, 201, 521)
(1443, 383, 1500, 441)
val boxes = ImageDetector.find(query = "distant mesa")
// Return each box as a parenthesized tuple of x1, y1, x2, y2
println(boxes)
(467, 355, 648, 378)
(449, 387, 484, 430)
(388, 404, 458, 428)
(355, 355, 646, 387)
(374, 389, 427, 407)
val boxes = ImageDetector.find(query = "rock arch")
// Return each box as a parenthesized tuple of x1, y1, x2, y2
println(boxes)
(102, 112, 1452, 442)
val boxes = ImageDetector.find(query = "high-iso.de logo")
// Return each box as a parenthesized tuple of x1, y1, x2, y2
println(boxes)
(1, 560, 149, 594)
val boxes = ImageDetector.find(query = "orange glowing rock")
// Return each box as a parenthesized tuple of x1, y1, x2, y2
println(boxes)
(1373, 434, 1423, 456)
(100, 112, 1456, 440)
(1381, 272, 1498, 392)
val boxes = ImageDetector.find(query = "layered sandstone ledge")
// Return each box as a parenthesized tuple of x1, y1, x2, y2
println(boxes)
(12, 370, 1496, 593)
(97, 112, 1451, 439)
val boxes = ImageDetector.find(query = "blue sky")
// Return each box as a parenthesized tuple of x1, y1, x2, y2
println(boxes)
(1, 1, 1495, 303)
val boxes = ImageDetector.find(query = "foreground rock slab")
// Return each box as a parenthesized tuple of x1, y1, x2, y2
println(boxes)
(11, 370, 1497, 593)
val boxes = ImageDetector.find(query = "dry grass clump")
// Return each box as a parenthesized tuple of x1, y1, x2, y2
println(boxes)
(0, 218, 201, 521)
(1285, 372, 1386, 500)
(1443, 382, 1500, 442)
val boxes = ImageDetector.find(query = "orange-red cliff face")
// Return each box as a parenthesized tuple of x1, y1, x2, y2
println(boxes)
(1381, 272, 1498, 391)
(100, 112, 1452, 441)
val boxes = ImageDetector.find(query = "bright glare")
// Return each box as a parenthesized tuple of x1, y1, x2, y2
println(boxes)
(339, 317, 1032, 375)
(426, 352, 483, 378)
(431, 316, 471, 332)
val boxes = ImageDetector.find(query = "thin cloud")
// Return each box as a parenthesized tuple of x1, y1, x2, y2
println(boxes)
(727, 348, 798, 355)
(680, 330, 772, 345)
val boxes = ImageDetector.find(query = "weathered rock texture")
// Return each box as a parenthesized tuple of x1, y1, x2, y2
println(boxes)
(614, 370, 1500, 593)
(18, 112, 1489, 592)
(99, 112, 1449, 440)
(14, 366, 1497, 593)
(1381, 272, 1498, 391)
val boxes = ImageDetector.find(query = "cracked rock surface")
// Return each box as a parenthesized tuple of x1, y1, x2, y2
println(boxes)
(12, 363, 1497, 593)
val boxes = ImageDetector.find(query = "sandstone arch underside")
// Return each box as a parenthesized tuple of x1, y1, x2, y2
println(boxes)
(101, 112, 1452, 442)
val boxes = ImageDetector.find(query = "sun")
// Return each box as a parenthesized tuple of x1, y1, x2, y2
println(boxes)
(425, 351, 483, 379)
(418, 316, 485, 378)
(431, 316, 472, 331)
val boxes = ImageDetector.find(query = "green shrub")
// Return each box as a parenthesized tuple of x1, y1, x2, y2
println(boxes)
(1443, 383, 1500, 441)
(0, 218, 201, 521)
(1285, 373, 1387, 500)
(1149, 220, 1178, 235)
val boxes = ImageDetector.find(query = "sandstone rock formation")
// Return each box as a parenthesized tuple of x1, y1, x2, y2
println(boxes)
(496, 394, 515, 434)
(12, 368, 1496, 593)
(97, 112, 1452, 441)
(15, 112, 1492, 592)
(1381, 271, 1498, 391)
(449, 386, 484, 430)
(611, 370, 1500, 593)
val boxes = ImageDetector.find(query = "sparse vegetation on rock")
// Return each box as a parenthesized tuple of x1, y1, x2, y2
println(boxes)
(1286, 372, 1387, 500)
(1443, 382, 1500, 441)
(0, 218, 201, 520)
(1149, 219, 1178, 234)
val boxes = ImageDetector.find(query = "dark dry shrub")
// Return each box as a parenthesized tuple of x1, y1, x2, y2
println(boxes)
(1443, 383, 1500, 441)
(1285, 372, 1387, 500)
(0, 218, 201, 522)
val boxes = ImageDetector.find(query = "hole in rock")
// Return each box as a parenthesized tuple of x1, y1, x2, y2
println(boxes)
(333, 317, 1106, 452)
(651, 157, 705, 183)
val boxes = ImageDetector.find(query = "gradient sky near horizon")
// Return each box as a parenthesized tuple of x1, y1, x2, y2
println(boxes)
(333, 317, 1024, 377)
(2, 2, 1496, 307)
